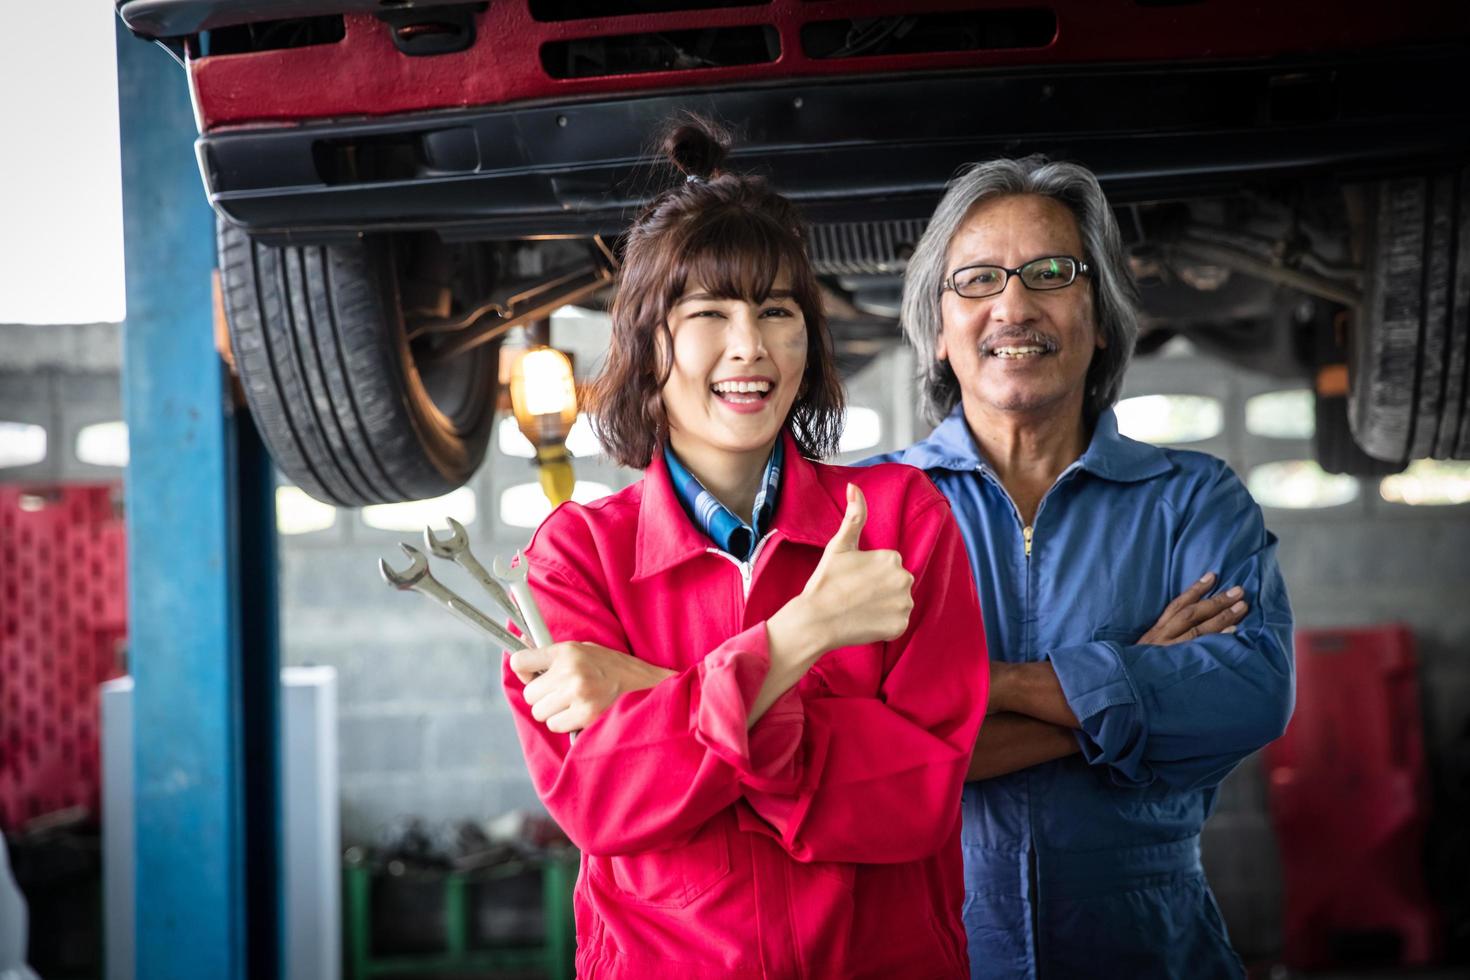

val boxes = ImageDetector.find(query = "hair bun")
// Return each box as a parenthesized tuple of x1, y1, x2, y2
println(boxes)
(662, 116, 731, 182)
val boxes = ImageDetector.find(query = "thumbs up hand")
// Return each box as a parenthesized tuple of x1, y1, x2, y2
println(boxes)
(816, 480, 868, 562)
(795, 484, 915, 652)
(750, 484, 916, 726)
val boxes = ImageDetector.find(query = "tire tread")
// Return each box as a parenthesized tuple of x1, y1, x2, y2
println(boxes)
(217, 220, 493, 506)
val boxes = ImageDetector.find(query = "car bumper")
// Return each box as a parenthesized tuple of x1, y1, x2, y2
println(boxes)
(117, 0, 463, 38)
(199, 47, 1470, 242)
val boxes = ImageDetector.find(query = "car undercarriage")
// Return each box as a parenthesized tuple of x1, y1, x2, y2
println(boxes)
(118, 0, 1470, 504)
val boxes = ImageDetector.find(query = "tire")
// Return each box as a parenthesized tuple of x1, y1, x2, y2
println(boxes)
(217, 219, 497, 506)
(1314, 393, 1406, 477)
(1350, 167, 1470, 462)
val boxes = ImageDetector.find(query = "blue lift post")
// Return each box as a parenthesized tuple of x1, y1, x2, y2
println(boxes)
(116, 21, 282, 980)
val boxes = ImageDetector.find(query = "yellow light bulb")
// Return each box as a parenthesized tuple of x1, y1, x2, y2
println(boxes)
(509, 345, 578, 445)
(519, 348, 576, 416)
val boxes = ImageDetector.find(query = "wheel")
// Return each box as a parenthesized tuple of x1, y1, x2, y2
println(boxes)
(1314, 393, 1406, 477)
(1350, 168, 1470, 462)
(217, 219, 497, 506)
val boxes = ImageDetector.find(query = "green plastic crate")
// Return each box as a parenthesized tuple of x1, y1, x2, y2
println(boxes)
(343, 852, 576, 979)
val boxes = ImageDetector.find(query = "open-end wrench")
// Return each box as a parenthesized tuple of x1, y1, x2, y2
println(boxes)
(490, 551, 584, 742)
(492, 551, 553, 649)
(489, 550, 579, 741)
(423, 518, 528, 636)
(380, 543, 527, 652)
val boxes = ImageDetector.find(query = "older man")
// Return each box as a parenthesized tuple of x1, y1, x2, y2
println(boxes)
(866, 157, 1294, 978)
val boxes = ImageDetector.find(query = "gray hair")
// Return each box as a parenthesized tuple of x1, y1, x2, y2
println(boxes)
(902, 155, 1139, 425)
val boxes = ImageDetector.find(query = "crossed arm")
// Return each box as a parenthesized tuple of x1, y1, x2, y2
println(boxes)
(968, 572, 1249, 780)
(973, 461, 1296, 792)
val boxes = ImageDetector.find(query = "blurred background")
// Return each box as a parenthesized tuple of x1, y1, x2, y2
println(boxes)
(2, 2, 1469, 979)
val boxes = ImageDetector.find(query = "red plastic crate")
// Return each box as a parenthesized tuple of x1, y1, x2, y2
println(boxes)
(0, 483, 127, 831)
(1264, 625, 1440, 968)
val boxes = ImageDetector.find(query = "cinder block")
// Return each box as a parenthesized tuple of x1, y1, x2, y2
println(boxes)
(1211, 753, 1267, 813)
(424, 774, 543, 823)
(340, 774, 427, 843)
(337, 714, 428, 775)
(291, 641, 502, 708)
(338, 772, 545, 844)
(1201, 813, 1284, 960)
(428, 708, 521, 773)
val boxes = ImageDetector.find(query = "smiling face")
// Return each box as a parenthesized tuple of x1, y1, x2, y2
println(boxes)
(937, 193, 1103, 422)
(660, 274, 808, 474)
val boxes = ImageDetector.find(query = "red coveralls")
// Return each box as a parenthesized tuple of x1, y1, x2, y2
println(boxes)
(504, 430, 989, 978)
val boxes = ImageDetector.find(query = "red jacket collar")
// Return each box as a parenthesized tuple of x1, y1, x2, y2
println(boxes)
(633, 429, 845, 580)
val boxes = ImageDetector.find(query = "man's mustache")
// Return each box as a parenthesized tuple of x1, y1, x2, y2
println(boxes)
(978, 330, 1060, 356)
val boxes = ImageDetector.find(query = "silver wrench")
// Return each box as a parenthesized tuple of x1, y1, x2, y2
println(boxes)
(423, 518, 528, 636)
(379, 543, 527, 652)
(490, 550, 579, 742)
(490, 551, 584, 742)
(492, 551, 553, 649)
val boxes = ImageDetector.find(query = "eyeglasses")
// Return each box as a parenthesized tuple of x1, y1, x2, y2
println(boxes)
(941, 255, 1091, 299)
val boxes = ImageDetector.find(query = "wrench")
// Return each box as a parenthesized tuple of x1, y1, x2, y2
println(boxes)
(489, 551, 585, 742)
(379, 543, 527, 652)
(492, 551, 553, 649)
(490, 550, 579, 742)
(423, 518, 528, 636)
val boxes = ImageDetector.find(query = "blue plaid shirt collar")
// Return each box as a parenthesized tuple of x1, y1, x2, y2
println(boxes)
(662, 437, 785, 562)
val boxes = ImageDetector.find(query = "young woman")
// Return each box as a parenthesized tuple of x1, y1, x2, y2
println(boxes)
(502, 120, 988, 979)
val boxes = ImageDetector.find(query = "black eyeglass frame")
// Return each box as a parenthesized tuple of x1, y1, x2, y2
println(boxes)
(940, 255, 1092, 298)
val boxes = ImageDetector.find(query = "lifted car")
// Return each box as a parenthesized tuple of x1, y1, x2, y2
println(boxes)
(118, 0, 1470, 505)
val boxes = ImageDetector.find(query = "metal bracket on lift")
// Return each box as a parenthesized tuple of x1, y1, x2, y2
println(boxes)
(413, 235, 618, 364)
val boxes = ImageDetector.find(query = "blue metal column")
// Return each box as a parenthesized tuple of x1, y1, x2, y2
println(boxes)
(116, 23, 282, 980)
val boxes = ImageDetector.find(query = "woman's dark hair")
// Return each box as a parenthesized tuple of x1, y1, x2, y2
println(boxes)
(588, 116, 845, 468)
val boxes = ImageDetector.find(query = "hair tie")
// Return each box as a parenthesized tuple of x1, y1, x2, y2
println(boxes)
(685, 174, 705, 184)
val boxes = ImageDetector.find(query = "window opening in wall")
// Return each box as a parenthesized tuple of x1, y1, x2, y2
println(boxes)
(276, 486, 338, 535)
(498, 417, 536, 459)
(1247, 460, 1359, 509)
(837, 407, 883, 454)
(363, 487, 477, 532)
(1379, 460, 1470, 506)
(1113, 394, 1223, 444)
(565, 416, 603, 458)
(497, 414, 602, 459)
(0, 422, 47, 468)
(75, 421, 129, 467)
(1245, 390, 1314, 440)
(500, 481, 613, 529)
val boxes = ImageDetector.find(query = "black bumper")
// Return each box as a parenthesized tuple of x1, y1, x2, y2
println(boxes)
(198, 46, 1470, 243)
(118, 0, 462, 38)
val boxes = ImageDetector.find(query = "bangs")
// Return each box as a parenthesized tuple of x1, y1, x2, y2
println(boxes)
(669, 210, 809, 305)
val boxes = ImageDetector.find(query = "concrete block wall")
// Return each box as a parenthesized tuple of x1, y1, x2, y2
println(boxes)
(0, 324, 125, 485)
(282, 544, 558, 844)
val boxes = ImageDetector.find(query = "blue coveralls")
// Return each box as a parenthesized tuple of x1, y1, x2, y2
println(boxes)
(868, 407, 1295, 979)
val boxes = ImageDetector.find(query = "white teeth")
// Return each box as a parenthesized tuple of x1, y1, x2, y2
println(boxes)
(992, 346, 1046, 358)
(712, 380, 772, 394)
